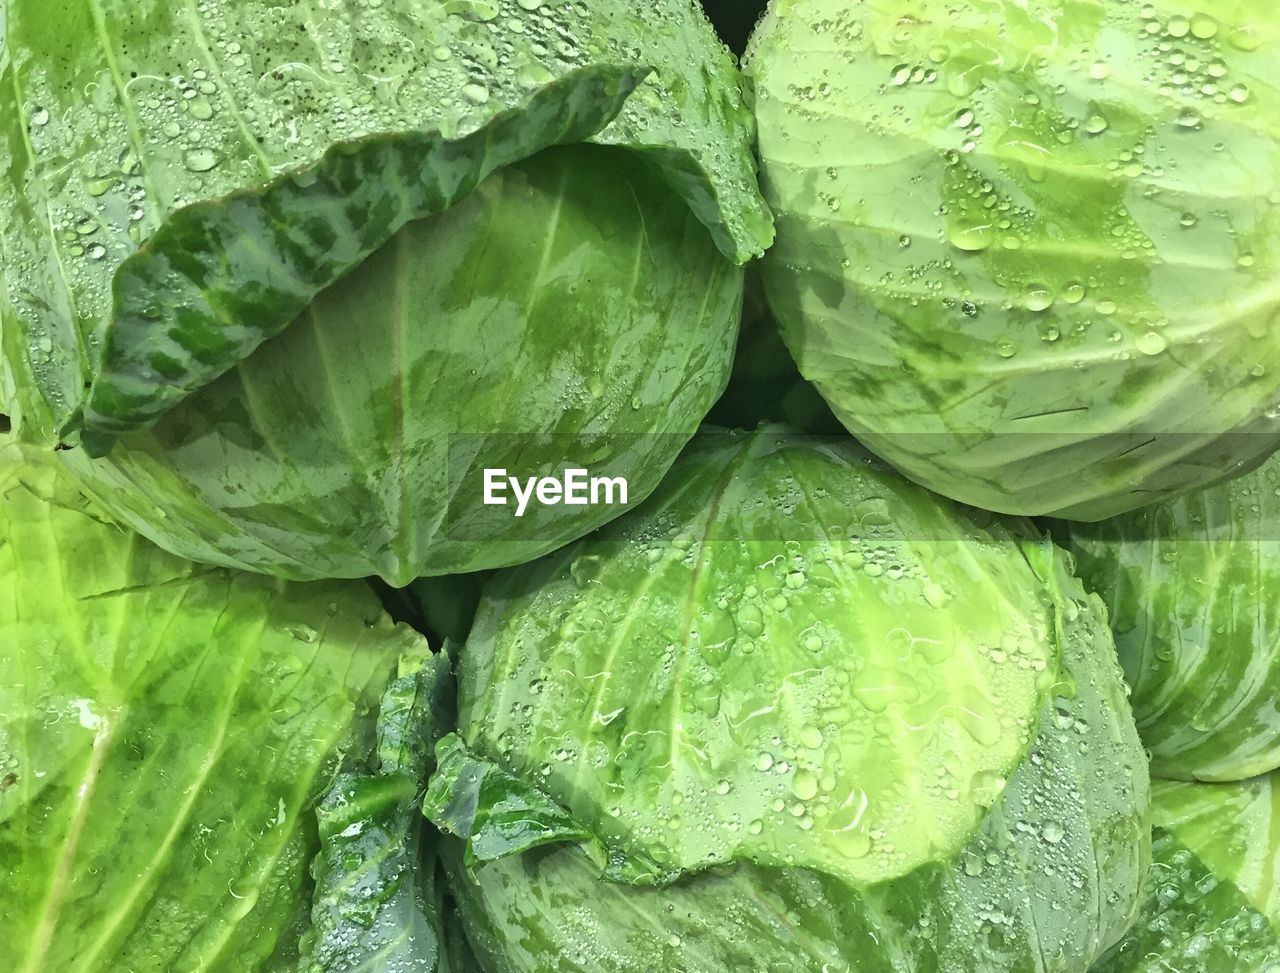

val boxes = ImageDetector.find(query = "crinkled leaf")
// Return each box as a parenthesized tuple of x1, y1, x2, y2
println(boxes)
(0, 442, 413, 972)
(301, 651, 455, 973)
(424, 735, 675, 887)
(377, 652, 455, 780)
(57, 144, 741, 583)
(0, 0, 771, 442)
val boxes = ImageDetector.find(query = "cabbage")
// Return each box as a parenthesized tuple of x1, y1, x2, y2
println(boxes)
(1096, 775, 1280, 972)
(0, 441, 424, 970)
(1, 0, 771, 583)
(425, 430, 1149, 971)
(745, 0, 1280, 520)
(1063, 451, 1280, 782)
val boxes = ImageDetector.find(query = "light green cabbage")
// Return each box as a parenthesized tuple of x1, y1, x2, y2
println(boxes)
(1064, 452, 1280, 782)
(746, 0, 1280, 521)
(2, 0, 771, 583)
(0, 440, 428, 971)
(426, 429, 1150, 971)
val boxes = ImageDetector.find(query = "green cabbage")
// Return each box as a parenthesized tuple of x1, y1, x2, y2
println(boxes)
(2, 0, 771, 583)
(426, 430, 1149, 971)
(1063, 452, 1280, 782)
(0, 440, 424, 970)
(1095, 776, 1280, 972)
(746, 0, 1280, 520)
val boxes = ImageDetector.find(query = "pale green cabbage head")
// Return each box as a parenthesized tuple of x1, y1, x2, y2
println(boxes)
(746, 0, 1280, 520)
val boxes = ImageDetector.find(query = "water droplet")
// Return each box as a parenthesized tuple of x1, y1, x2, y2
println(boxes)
(183, 148, 219, 172)
(996, 339, 1017, 359)
(1084, 114, 1108, 135)
(1176, 108, 1202, 129)
(1136, 331, 1168, 356)
(188, 96, 215, 121)
(954, 108, 975, 128)
(1023, 284, 1054, 312)
(30, 107, 50, 127)
(792, 770, 819, 801)
(949, 221, 995, 252)
(798, 725, 824, 749)
(970, 769, 1006, 804)
(1229, 83, 1251, 104)
(1189, 14, 1218, 39)
(1061, 281, 1086, 304)
(1167, 15, 1191, 38)
(1042, 821, 1066, 844)
(1180, 213, 1199, 228)
(462, 82, 490, 105)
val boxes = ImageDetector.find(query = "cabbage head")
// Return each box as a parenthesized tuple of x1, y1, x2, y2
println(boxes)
(746, 0, 1280, 521)
(1064, 451, 1280, 782)
(425, 429, 1150, 972)
(1095, 775, 1280, 972)
(0, 439, 428, 970)
(1, 1, 772, 584)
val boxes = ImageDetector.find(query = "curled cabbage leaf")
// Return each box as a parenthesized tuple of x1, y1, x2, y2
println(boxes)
(2, 0, 771, 583)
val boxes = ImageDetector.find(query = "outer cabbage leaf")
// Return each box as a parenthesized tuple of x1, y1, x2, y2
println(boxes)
(0, 0, 771, 443)
(57, 144, 741, 583)
(300, 650, 455, 973)
(747, 0, 1280, 521)
(0, 441, 418, 972)
(431, 521, 1149, 972)
(450, 430, 1061, 888)
(1093, 776, 1280, 972)
(1064, 452, 1280, 781)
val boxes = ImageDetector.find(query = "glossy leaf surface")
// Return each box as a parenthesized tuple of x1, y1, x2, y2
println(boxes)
(0, 441, 413, 972)
(1095, 776, 1280, 972)
(747, 0, 1280, 520)
(301, 651, 455, 973)
(0, 0, 771, 441)
(59, 145, 741, 583)
(453, 431, 1060, 888)
(1065, 453, 1280, 781)
(432, 488, 1148, 971)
